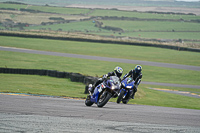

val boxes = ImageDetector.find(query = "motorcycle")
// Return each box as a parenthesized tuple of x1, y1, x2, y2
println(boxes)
(85, 76, 121, 107)
(117, 77, 135, 104)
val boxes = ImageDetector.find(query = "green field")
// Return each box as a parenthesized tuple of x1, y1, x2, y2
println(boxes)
(1, 3, 200, 20)
(0, 74, 86, 98)
(25, 20, 102, 32)
(90, 9, 200, 20)
(28, 5, 90, 15)
(0, 3, 90, 15)
(101, 20, 200, 31)
(1, 2, 200, 46)
(23, 20, 200, 40)
(131, 85, 200, 110)
(1, 36, 200, 66)
(93, 31, 200, 40)
(0, 3, 27, 9)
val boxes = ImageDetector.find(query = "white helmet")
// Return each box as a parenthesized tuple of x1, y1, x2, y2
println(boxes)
(114, 66, 123, 77)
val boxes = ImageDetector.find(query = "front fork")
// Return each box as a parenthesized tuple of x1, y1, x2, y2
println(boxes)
(119, 89, 128, 99)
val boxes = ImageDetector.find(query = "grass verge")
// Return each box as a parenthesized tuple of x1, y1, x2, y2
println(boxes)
(1, 74, 199, 110)
(110, 84, 200, 110)
(1, 51, 200, 86)
(0, 74, 86, 98)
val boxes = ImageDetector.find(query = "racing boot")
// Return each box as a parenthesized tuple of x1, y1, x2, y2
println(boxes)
(131, 86, 137, 99)
(130, 92, 135, 99)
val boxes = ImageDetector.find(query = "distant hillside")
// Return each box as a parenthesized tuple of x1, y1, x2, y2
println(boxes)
(0, 0, 199, 8)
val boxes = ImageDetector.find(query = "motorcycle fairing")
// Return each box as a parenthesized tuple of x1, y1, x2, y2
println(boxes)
(122, 77, 135, 89)
(90, 84, 104, 103)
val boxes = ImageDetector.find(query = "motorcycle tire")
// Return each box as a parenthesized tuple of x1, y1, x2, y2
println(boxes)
(85, 95, 94, 106)
(97, 91, 112, 107)
(117, 90, 126, 104)
(122, 99, 129, 104)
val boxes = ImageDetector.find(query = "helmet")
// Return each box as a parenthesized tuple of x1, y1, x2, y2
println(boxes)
(114, 66, 123, 77)
(135, 65, 142, 74)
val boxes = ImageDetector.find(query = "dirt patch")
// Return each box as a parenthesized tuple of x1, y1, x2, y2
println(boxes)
(148, 88, 200, 98)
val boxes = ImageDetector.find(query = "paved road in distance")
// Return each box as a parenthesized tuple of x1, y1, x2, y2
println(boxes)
(1, 46, 200, 71)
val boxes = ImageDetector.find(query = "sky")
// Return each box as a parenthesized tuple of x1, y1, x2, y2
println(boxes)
(176, 0, 199, 1)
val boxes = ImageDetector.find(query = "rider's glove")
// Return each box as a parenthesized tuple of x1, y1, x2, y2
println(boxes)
(88, 84, 93, 92)
(136, 79, 141, 85)
(103, 74, 108, 79)
(123, 74, 128, 79)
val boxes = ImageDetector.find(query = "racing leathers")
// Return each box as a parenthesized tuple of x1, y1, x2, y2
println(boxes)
(89, 71, 122, 94)
(122, 69, 142, 99)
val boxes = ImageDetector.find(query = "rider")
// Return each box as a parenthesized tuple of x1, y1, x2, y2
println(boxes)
(88, 66, 123, 94)
(122, 65, 142, 99)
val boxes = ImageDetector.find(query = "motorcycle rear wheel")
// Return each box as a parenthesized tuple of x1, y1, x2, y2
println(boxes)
(97, 91, 112, 107)
(117, 90, 126, 104)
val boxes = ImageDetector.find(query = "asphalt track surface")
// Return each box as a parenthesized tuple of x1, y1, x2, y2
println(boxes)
(1, 46, 200, 89)
(0, 94, 200, 133)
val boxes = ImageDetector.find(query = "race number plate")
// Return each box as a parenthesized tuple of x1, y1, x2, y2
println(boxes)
(98, 87, 102, 93)
(98, 84, 105, 92)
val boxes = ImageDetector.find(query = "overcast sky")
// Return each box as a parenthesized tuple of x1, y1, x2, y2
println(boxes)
(176, 0, 199, 1)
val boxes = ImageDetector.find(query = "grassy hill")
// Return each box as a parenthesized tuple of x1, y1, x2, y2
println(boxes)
(0, 2, 200, 49)
(0, 0, 199, 7)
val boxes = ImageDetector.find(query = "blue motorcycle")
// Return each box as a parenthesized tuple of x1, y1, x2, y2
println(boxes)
(85, 76, 121, 107)
(117, 77, 135, 104)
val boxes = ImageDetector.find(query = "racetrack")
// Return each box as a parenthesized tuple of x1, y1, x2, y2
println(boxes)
(0, 94, 200, 132)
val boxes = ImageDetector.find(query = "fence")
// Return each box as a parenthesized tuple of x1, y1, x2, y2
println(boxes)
(0, 67, 98, 94)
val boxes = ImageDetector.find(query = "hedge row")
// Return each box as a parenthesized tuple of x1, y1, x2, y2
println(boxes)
(0, 67, 98, 94)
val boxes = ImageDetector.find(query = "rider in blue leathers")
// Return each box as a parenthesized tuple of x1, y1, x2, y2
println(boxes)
(88, 66, 123, 94)
(122, 65, 142, 99)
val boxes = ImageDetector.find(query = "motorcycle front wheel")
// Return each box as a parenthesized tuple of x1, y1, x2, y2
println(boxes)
(97, 91, 112, 107)
(85, 95, 94, 106)
(117, 89, 126, 104)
